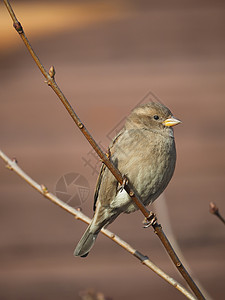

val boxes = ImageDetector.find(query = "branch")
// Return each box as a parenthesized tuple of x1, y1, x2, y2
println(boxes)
(0, 150, 196, 300)
(209, 202, 225, 226)
(3, 1, 205, 299)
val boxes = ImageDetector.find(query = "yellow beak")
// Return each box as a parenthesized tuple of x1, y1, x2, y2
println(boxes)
(163, 117, 181, 127)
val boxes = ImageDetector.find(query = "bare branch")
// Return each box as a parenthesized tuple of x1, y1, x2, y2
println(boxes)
(0, 149, 196, 300)
(3, 1, 205, 299)
(209, 202, 225, 225)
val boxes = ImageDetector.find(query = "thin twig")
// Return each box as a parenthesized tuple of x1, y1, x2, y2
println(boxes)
(3, 1, 205, 299)
(155, 197, 213, 300)
(0, 149, 196, 300)
(209, 202, 225, 225)
(3, 0, 150, 221)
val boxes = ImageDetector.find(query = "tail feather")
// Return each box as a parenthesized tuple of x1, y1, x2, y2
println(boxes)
(74, 204, 120, 257)
(74, 224, 98, 257)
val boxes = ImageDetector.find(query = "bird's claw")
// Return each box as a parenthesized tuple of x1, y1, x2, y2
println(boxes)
(118, 175, 128, 192)
(143, 212, 157, 228)
(106, 147, 111, 159)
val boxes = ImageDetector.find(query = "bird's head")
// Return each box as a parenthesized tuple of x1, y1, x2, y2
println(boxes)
(125, 102, 181, 134)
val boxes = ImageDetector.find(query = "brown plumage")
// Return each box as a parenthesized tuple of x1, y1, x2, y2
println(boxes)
(74, 102, 181, 257)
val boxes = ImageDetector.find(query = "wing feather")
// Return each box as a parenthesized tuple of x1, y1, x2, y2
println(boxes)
(93, 128, 125, 211)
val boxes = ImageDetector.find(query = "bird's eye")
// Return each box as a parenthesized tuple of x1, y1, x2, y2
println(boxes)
(153, 115, 159, 120)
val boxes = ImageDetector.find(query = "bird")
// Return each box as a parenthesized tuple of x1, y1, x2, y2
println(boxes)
(74, 101, 181, 257)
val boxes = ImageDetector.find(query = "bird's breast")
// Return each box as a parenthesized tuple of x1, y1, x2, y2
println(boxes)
(111, 131, 176, 213)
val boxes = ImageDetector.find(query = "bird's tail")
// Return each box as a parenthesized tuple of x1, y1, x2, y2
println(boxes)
(74, 223, 99, 257)
(74, 205, 120, 257)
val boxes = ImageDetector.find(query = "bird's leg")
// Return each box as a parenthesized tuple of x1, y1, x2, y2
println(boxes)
(143, 212, 157, 228)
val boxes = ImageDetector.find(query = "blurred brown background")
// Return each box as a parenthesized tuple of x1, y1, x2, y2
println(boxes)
(0, 1, 225, 299)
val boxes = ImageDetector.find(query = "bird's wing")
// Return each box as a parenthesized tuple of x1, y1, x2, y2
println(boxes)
(93, 128, 125, 211)
(93, 163, 106, 211)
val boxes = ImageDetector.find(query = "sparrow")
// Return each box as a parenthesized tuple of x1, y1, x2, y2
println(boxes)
(74, 102, 181, 257)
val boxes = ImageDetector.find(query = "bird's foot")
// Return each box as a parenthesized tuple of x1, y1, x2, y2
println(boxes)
(118, 175, 128, 193)
(143, 212, 157, 228)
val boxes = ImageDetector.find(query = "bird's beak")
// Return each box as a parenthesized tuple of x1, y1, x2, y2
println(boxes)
(163, 116, 181, 127)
